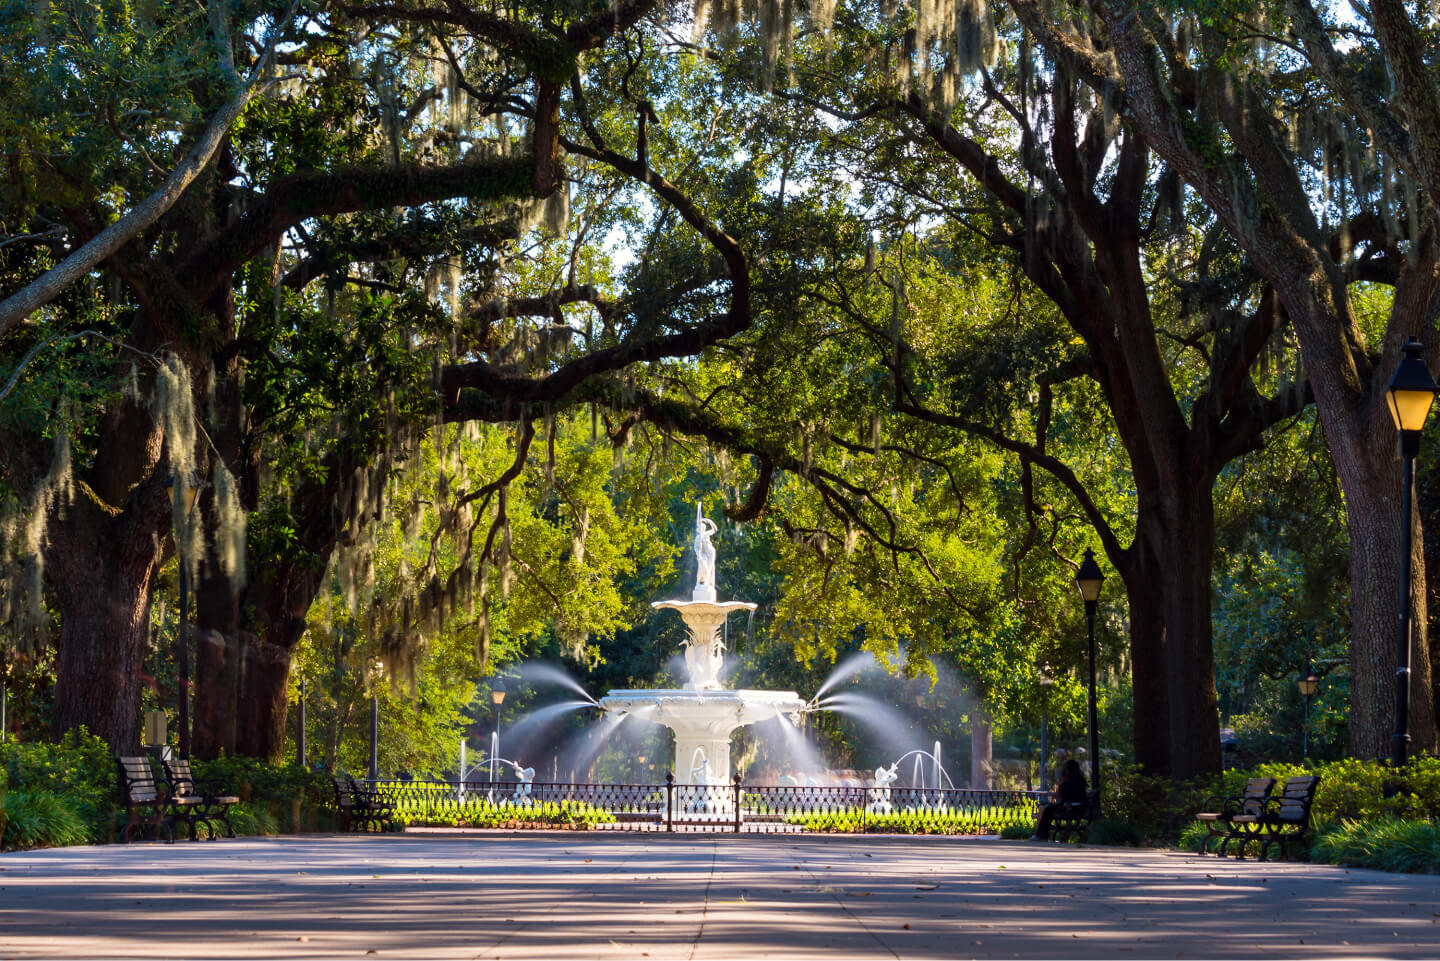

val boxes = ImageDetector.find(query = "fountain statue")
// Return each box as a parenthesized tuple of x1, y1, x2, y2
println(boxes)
(514, 766, 535, 803)
(868, 762, 899, 813)
(600, 505, 806, 785)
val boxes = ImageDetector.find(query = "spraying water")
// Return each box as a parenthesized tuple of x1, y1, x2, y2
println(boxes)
(516, 662, 599, 704)
(809, 651, 880, 705)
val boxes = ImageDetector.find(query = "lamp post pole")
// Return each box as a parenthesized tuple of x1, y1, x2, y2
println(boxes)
(1038, 666, 1053, 793)
(490, 679, 506, 801)
(1297, 668, 1320, 760)
(167, 475, 201, 760)
(297, 679, 307, 768)
(368, 695, 379, 780)
(1385, 338, 1437, 769)
(1075, 549, 1104, 802)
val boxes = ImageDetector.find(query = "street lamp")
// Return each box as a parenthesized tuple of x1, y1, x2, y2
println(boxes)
(1385, 337, 1436, 768)
(1297, 667, 1321, 759)
(490, 679, 506, 799)
(165, 474, 202, 759)
(1074, 548, 1103, 800)
(1037, 664, 1054, 792)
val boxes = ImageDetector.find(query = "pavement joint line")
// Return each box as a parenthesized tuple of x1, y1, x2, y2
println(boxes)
(794, 846, 900, 960)
(687, 837, 719, 961)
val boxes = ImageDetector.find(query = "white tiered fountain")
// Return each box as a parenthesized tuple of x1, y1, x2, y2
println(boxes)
(599, 505, 806, 785)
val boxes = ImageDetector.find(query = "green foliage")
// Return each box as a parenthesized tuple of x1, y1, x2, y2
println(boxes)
(1101, 764, 1217, 841)
(999, 822, 1034, 840)
(783, 800, 1036, 836)
(193, 756, 326, 804)
(391, 795, 617, 829)
(222, 801, 282, 838)
(0, 727, 114, 842)
(1312, 820, 1440, 875)
(1085, 818, 1145, 847)
(0, 789, 89, 850)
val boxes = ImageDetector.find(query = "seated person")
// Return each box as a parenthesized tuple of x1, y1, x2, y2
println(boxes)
(1032, 759, 1087, 840)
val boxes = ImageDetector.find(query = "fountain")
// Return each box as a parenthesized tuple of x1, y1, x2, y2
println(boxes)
(599, 504, 807, 785)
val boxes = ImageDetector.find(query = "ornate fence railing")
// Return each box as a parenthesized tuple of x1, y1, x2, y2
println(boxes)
(362, 776, 1044, 835)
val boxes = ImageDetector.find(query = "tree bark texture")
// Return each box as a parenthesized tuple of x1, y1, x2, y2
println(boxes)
(47, 494, 168, 749)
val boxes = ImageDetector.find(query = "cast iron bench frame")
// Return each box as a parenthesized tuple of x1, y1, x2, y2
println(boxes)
(116, 755, 202, 843)
(1195, 776, 1276, 857)
(1048, 789, 1100, 842)
(1229, 774, 1320, 861)
(163, 758, 239, 840)
(330, 774, 395, 832)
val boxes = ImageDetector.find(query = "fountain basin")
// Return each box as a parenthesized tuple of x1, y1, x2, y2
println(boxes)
(600, 688, 806, 784)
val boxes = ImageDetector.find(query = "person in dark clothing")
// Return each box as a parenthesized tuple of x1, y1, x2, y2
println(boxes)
(1031, 759, 1087, 840)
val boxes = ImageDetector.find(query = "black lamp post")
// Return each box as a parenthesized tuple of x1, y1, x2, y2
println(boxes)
(1297, 667, 1320, 759)
(1385, 337, 1436, 769)
(1037, 664, 1053, 792)
(165, 474, 202, 759)
(490, 679, 506, 796)
(1075, 548, 1104, 799)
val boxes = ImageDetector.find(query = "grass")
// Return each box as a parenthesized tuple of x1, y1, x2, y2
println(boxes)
(1311, 819, 1440, 874)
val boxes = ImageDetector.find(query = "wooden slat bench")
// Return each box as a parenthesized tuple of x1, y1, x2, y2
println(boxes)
(163, 758, 239, 840)
(1229, 775, 1320, 861)
(330, 775, 395, 832)
(1049, 789, 1100, 842)
(116, 756, 202, 843)
(1195, 776, 1275, 856)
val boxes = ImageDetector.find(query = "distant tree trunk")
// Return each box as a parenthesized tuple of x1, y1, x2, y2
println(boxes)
(47, 490, 167, 749)
(970, 706, 993, 789)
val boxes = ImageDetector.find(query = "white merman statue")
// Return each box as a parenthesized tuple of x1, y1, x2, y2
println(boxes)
(514, 766, 535, 803)
(868, 762, 899, 814)
(693, 503, 718, 600)
(686, 750, 718, 813)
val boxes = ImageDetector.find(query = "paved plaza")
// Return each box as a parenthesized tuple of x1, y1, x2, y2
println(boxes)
(1, 831, 1438, 959)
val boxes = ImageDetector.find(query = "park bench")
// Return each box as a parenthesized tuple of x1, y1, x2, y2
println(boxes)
(1229, 775, 1321, 861)
(162, 758, 239, 840)
(1195, 776, 1276, 857)
(116, 755, 202, 843)
(1049, 789, 1099, 842)
(330, 775, 395, 832)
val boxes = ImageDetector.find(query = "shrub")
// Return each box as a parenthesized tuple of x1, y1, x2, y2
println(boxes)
(999, 823, 1033, 840)
(193, 757, 327, 833)
(0, 727, 115, 843)
(1311, 819, 1440, 874)
(1, 789, 90, 849)
(1085, 818, 1144, 847)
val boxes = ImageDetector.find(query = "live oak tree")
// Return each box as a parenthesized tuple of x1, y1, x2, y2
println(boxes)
(1004, 0, 1439, 757)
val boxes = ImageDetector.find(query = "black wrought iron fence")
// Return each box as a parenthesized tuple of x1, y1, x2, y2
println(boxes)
(363, 775, 1044, 835)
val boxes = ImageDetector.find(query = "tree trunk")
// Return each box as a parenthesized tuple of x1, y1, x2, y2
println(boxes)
(1122, 554, 1170, 775)
(48, 497, 166, 750)
(1156, 485, 1223, 782)
(1344, 433, 1438, 758)
(235, 636, 292, 760)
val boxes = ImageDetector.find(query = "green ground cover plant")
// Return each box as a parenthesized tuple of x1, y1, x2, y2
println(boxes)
(1311, 819, 1440, 874)
(784, 800, 1037, 836)
(391, 796, 618, 829)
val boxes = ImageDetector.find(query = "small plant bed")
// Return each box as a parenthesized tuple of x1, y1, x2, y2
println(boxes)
(392, 797, 618, 830)
(784, 801, 1036, 836)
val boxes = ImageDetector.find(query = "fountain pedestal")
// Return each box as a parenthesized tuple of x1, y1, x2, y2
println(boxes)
(598, 689, 806, 785)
